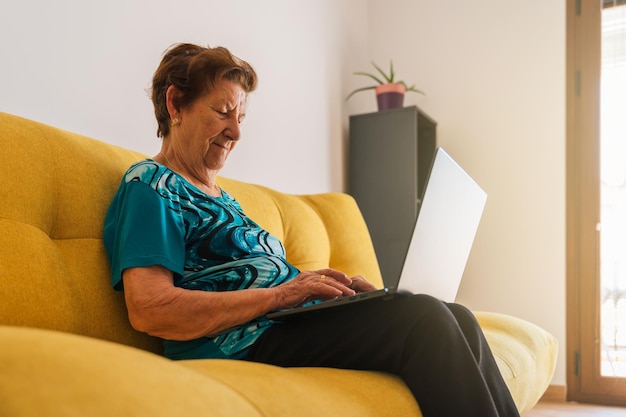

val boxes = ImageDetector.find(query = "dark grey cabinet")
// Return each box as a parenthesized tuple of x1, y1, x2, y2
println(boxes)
(348, 106, 436, 287)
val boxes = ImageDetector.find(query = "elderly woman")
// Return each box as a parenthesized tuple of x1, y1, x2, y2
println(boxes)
(104, 43, 520, 417)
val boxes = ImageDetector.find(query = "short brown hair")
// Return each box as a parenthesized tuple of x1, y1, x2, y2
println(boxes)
(151, 43, 258, 138)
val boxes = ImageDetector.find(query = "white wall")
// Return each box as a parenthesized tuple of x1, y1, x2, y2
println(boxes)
(0, 0, 566, 385)
(360, 0, 566, 385)
(0, 0, 367, 193)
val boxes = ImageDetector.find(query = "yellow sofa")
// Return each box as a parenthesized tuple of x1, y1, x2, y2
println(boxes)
(0, 112, 557, 416)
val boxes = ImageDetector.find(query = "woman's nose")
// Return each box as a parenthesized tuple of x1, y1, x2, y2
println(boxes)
(224, 119, 241, 141)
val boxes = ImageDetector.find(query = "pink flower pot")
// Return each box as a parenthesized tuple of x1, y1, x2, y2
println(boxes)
(375, 83, 406, 111)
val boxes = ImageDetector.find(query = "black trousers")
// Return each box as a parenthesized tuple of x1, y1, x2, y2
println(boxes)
(245, 294, 520, 417)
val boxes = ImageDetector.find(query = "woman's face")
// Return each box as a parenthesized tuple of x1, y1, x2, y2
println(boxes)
(171, 79, 247, 172)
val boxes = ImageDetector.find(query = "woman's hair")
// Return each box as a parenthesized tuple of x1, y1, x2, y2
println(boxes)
(151, 43, 258, 138)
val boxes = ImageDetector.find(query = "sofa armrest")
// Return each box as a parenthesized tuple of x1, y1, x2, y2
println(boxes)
(475, 312, 558, 413)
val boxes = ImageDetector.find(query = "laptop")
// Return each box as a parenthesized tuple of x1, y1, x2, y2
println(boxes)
(267, 147, 487, 320)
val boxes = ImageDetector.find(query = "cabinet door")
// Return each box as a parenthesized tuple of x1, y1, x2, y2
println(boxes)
(349, 107, 436, 287)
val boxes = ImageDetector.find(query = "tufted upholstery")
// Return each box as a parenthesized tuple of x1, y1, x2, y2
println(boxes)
(0, 113, 162, 352)
(0, 112, 382, 355)
(0, 112, 557, 416)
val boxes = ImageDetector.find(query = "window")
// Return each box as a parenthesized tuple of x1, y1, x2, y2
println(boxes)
(567, 0, 626, 405)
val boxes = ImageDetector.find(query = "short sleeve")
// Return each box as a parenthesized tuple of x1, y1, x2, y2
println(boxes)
(104, 181, 186, 290)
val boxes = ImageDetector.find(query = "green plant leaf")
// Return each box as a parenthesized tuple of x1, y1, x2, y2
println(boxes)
(371, 61, 393, 83)
(352, 71, 385, 85)
(345, 85, 377, 100)
(398, 82, 425, 95)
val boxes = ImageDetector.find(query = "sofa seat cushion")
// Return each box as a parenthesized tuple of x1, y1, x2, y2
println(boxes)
(180, 359, 420, 417)
(0, 326, 262, 417)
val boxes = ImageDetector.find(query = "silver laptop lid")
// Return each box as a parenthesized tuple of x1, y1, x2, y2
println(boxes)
(397, 148, 487, 302)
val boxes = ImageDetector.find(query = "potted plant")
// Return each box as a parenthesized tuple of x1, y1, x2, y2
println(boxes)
(346, 61, 424, 111)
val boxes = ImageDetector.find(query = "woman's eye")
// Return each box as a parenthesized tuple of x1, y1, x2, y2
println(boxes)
(213, 108, 228, 117)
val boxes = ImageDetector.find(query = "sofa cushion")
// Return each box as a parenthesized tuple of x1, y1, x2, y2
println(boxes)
(218, 177, 384, 286)
(180, 359, 421, 417)
(0, 112, 162, 353)
(0, 326, 262, 417)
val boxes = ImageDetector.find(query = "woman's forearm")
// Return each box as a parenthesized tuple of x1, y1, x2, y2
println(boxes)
(122, 266, 279, 341)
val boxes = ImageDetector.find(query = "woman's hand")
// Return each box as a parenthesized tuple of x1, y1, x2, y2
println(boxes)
(272, 268, 377, 309)
(348, 275, 378, 293)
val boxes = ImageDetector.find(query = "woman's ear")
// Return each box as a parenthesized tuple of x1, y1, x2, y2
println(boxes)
(165, 85, 181, 121)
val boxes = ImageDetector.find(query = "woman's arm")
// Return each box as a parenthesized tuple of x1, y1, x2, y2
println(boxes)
(122, 266, 363, 341)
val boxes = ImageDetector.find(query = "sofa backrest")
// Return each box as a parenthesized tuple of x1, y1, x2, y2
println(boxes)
(0, 113, 382, 353)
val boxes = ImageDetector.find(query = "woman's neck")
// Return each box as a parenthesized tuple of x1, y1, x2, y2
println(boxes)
(154, 152, 221, 197)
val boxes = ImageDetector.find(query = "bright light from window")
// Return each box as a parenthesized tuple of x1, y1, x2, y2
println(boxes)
(600, 3, 626, 378)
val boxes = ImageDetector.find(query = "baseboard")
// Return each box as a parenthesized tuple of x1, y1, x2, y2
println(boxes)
(540, 385, 567, 402)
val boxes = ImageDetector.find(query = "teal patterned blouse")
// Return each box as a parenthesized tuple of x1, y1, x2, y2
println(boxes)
(104, 159, 299, 360)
